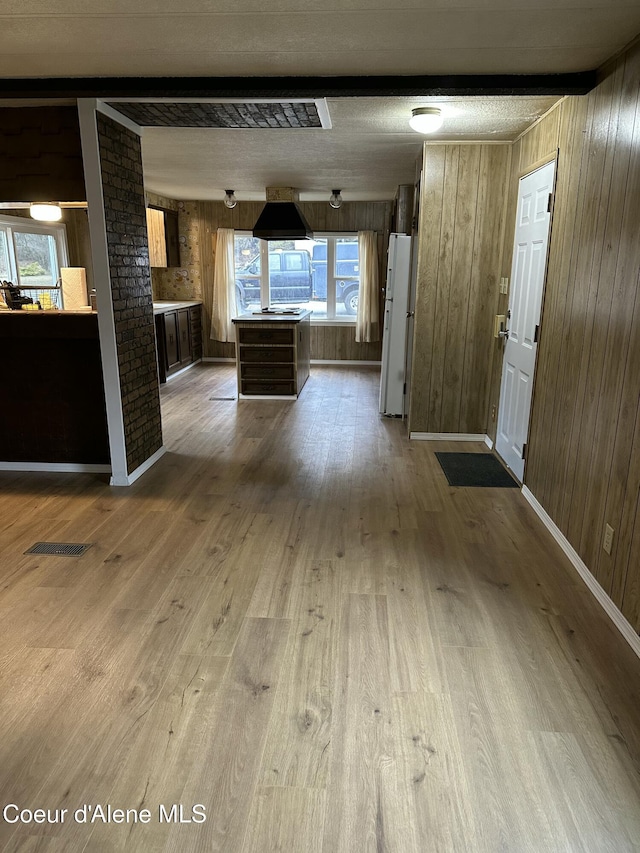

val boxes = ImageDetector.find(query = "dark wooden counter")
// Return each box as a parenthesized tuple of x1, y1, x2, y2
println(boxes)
(0, 311, 110, 464)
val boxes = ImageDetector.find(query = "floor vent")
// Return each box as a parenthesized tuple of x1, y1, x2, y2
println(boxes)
(209, 396, 236, 401)
(24, 542, 93, 557)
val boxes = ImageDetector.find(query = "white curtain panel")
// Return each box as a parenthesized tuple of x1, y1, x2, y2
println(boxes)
(356, 230, 380, 343)
(210, 227, 237, 342)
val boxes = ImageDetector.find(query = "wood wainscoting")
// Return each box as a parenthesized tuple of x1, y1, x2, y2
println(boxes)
(496, 39, 640, 633)
(188, 199, 391, 362)
(205, 324, 382, 363)
(409, 143, 510, 435)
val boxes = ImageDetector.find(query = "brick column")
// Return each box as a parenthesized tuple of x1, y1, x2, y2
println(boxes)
(79, 100, 164, 485)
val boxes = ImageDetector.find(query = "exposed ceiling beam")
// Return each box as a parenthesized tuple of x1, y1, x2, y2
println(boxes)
(0, 72, 597, 100)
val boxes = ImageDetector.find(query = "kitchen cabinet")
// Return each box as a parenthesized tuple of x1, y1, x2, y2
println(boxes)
(232, 310, 311, 398)
(147, 207, 180, 268)
(164, 311, 180, 370)
(178, 308, 192, 366)
(154, 301, 202, 383)
(0, 311, 109, 464)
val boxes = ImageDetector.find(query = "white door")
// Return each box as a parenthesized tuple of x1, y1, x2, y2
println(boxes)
(496, 160, 555, 481)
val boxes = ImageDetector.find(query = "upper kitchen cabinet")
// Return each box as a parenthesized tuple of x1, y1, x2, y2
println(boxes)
(146, 206, 180, 268)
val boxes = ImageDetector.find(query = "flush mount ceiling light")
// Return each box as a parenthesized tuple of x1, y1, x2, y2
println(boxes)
(30, 203, 63, 222)
(329, 189, 343, 210)
(223, 190, 237, 209)
(409, 107, 443, 134)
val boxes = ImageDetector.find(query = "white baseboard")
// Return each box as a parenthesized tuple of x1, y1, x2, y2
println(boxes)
(485, 435, 494, 449)
(165, 360, 202, 380)
(202, 357, 236, 363)
(522, 485, 640, 659)
(410, 432, 488, 442)
(311, 359, 382, 366)
(0, 462, 111, 474)
(110, 446, 167, 487)
(238, 394, 296, 401)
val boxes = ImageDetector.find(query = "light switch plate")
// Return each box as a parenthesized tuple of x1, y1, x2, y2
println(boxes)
(603, 523, 614, 555)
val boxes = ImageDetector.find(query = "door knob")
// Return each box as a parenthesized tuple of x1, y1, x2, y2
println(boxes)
(498, 329, 510, 340)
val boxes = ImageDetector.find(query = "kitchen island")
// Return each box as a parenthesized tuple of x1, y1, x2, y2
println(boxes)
(232, 309, 311, 398)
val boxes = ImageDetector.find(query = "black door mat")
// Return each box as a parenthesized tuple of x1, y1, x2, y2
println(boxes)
(435, 452, 519, 487)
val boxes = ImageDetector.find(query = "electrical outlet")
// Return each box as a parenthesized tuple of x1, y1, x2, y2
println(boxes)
(500, 277, 509, 295)
(603, 523, 614, 555)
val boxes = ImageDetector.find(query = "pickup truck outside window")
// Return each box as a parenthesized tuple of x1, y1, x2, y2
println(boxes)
(233, 233, 360, 321)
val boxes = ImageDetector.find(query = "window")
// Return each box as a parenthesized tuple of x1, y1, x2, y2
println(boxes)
(233, 232, 360, 322)
(0, 214, 69, 309)
(0, 230, 11, 281)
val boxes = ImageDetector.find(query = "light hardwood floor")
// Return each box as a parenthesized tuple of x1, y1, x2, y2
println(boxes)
(0, 364, 639, 852)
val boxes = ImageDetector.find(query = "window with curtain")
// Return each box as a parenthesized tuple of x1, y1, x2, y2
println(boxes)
(210, 227, 237, 342)
(355, 230, 379, 343)
(232, 232, 361, 323)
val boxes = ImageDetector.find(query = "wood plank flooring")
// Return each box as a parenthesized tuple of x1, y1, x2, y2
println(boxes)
(0, 363, 639, 852)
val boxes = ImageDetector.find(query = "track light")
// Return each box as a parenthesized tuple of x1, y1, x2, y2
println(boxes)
(409, 107, 443, 134)
(329, 189, 343, 210)
(224, 190, 237, 209)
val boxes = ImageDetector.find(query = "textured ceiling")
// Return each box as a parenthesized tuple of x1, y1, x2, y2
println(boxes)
(1, 1, 639, 77)
(139, 95, 561, 201)
(1, 1, 638, 200)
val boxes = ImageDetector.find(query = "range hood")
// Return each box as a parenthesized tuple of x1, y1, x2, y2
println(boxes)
(252, 187, 313, 240)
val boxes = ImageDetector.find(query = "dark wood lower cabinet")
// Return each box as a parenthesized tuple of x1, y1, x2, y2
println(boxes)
(155, 303, 202, 383)
(0, 313, 109, 464)
(178, 309, 192, 366)
(232, 311, 311, 398)
(164, 312, 180, 370)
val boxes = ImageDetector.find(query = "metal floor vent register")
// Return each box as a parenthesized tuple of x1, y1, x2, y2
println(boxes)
(25, 542, 93, 557)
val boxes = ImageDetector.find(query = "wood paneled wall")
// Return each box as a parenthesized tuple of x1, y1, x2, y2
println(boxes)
(507, 41, 640, 632)
(157, 200, 391, 361)
(64, 208, 94, 294)
(409, 144, 510, 434)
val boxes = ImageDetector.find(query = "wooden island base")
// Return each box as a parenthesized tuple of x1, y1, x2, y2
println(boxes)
(232, 310, 311, 399)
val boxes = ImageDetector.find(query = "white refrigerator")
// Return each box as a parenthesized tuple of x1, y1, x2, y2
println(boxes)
(379, 234, 412, 417)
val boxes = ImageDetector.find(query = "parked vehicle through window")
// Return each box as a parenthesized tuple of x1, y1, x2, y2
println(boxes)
(233, 233, 360, 321)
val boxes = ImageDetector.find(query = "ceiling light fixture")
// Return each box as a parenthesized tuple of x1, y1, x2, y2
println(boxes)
(409, 107, 443, 134)
(223, 190, 237, 209)
(329, 189, 343, 210)
(30, 203, 63, 222)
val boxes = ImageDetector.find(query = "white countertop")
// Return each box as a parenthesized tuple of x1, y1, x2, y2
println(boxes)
(153, 300, 202, 315)
(232, 308, 312, 324)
